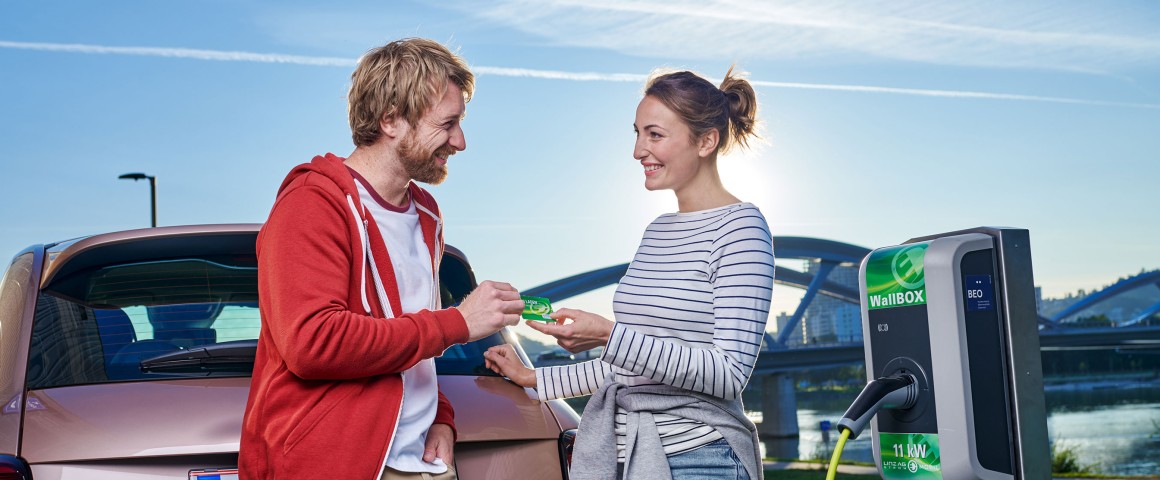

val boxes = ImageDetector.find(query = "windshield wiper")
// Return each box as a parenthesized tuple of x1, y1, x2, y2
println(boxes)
(139, 340, 257, 374)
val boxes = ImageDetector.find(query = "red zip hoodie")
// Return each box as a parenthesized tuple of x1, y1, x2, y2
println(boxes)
(240, 153, 470, 479)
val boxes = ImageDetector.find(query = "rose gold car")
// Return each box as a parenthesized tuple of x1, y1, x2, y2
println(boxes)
(0, 224, 578, 480)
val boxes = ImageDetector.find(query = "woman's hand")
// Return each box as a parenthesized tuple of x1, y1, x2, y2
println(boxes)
(483, 344, 536, 388)
(526, 307, 614, 354)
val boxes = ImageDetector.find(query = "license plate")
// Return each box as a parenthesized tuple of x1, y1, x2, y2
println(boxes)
(189, 468, 239, 480)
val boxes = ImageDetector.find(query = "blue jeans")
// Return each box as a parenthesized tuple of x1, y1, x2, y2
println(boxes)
(617, 438, 750, 480)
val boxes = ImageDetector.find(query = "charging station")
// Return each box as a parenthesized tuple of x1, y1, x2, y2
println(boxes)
(846, 227, 1051, 479)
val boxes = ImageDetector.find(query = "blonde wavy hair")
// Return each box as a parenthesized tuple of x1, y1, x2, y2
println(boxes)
(348, 38, 475, 147)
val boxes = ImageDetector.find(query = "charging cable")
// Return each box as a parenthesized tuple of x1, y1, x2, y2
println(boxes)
(826, 428, 851, 480)
(825, 374, 919, 480)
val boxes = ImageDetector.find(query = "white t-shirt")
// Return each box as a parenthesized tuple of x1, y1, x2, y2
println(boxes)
(352, 171, 446, 474)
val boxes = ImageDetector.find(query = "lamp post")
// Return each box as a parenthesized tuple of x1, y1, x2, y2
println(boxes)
(118, 173, 157, 227)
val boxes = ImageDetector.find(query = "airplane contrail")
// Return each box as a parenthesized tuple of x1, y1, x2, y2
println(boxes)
(3, 40, 1158, 110)
(0, 40, 358, 66)
(747, 80, 1160, 109)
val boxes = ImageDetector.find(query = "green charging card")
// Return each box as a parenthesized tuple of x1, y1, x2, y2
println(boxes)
(521, 295, 554, 322)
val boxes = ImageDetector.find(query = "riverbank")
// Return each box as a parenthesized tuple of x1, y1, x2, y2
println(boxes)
(1043, 372, 1160, 392)
(762, 460, 877, 479)
(761, 461, 1160, 480)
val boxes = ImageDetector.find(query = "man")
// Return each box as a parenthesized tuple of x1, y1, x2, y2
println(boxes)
(240, 38, 525, 480)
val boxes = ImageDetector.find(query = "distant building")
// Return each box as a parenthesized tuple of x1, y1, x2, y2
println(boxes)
(800, 262, 861, 345)
(774, 311, 803, 346)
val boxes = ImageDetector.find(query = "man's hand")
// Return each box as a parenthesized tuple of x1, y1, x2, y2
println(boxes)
(424, 422, 455, 466)
(526, 307, 614, 354)
(483, 344, 536, 388)
(455, 281, 525, 342)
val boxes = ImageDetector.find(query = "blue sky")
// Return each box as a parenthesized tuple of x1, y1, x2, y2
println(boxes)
(2, 1, 1158, 321)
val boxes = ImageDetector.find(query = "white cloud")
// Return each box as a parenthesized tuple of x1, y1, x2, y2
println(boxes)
(748, 80, 1160, 109)
(2, 40, 1157, 109)
(0, 40, 357, 66)
(474, 66, 646, 82)
(447, 0, 1160, 72)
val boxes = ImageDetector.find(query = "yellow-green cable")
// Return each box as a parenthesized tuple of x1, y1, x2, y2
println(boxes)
(826, 428, 852, 480)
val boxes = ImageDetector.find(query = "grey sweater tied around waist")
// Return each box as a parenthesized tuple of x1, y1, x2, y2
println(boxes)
(568, 378, 762, 480)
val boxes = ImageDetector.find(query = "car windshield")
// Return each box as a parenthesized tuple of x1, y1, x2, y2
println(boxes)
(26, 251, 500, 390)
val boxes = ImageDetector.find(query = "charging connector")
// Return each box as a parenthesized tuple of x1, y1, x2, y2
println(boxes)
(837, 373, 919, 439)
(825, 373, 920, 480)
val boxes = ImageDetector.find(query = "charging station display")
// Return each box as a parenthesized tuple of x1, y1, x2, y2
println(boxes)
(963, 275, 994, 312)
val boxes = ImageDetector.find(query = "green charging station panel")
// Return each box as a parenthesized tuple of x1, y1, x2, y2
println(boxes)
(859, 228, 1050, 480)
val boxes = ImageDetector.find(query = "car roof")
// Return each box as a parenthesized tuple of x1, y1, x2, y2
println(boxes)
(42, 224, 263, 288)
(40, 223, 475, 295)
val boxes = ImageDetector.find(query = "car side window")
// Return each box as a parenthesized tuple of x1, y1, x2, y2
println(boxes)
(26, 295, 107, 389)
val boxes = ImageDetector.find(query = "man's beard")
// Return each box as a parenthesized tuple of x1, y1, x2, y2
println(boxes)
(398, 132, 451, 185)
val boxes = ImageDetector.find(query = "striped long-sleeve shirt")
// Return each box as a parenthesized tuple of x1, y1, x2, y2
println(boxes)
(535, 202, 775, 458)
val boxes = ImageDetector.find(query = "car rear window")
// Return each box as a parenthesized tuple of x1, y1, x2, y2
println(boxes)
(26, 251, 499, 390)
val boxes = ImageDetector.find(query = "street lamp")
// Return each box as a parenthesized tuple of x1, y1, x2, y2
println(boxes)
(118, 172, 157, 227)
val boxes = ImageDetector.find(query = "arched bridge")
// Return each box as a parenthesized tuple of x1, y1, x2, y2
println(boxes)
(1046, 269, 1160, 328)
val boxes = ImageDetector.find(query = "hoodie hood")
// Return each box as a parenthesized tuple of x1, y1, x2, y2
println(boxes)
(277, 153, 359, 199)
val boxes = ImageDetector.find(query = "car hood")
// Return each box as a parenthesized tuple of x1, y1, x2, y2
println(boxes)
(21, 375, 562, 463)
(437, 375, 565, 442)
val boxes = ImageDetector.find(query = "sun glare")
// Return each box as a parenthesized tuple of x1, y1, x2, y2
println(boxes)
(718, 149, 781, 215)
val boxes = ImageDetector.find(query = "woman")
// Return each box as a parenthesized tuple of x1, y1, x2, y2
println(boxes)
(484, 68, 774, 480)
